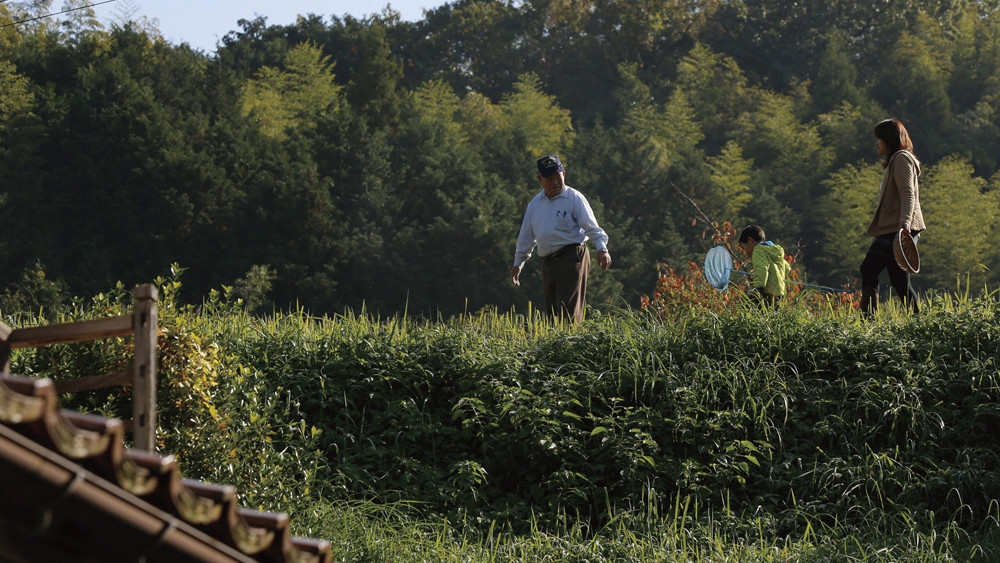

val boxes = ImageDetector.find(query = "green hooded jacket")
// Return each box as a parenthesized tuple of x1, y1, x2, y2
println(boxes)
(751, 242, 790, 297)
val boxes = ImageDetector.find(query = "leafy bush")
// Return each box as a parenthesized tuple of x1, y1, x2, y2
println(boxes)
(8, 278, 1000, 558)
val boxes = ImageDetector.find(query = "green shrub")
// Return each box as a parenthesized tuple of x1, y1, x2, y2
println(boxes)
(8, 279, 1000, 559)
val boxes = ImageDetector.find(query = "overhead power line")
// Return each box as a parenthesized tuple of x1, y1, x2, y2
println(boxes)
(0, 0, 119, 29)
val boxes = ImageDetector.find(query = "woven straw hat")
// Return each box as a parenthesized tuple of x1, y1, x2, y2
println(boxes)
(893, 229, 920, 273)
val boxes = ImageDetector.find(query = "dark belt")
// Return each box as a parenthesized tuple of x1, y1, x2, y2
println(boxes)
(542, 243, 582, 263)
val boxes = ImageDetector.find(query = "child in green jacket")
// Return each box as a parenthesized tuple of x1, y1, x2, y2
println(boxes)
(737, 225, 790, 306)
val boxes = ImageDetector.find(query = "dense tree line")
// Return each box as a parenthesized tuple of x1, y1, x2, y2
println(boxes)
(1, 0, 1000, 317)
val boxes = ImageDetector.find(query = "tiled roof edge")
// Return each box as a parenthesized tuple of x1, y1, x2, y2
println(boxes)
(0, 373, 332, 563)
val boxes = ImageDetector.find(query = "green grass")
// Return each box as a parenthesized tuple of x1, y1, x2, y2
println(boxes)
(299, 494, 996, 562)
(6, 282, 1000, 561)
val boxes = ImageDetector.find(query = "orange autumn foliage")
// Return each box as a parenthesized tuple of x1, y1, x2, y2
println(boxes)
(641, 221, 858, 319)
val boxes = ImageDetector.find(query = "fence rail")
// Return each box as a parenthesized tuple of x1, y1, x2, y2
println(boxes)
(0, 284, 159, 450)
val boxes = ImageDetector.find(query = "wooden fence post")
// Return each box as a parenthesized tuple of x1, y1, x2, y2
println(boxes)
(0, 320, 11, 375)
(132, 284, 158, 451)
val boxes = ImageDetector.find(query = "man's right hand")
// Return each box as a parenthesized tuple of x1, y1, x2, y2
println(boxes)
(510, 266, 522, 286)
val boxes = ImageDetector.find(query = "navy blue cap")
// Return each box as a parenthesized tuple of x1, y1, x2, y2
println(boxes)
(537, 154, 565, 178)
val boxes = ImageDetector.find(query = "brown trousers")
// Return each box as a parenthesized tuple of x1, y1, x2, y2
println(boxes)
(541, 244, 589, 323)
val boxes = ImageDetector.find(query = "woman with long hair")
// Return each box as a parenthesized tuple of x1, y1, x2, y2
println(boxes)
(860, 118, 925, 315)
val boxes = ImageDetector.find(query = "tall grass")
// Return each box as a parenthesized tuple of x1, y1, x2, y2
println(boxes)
(6, 283, 1000, 560)
(299, 493, 994, 562)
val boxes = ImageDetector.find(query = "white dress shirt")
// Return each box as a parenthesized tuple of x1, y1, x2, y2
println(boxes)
(512, 186, 609, 268)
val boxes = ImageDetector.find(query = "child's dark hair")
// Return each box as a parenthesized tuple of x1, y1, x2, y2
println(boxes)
(738, 225, 766, 244)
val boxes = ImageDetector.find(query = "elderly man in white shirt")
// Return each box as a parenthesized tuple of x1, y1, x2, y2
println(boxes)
(510, 154, 612, 323)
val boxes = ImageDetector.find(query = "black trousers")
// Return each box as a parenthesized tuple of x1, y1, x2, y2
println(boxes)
(860, 232, 918, 314)
(541, 244, 589, 323)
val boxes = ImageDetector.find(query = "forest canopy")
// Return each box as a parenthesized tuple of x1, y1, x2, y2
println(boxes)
(2, 0, 1000, 317)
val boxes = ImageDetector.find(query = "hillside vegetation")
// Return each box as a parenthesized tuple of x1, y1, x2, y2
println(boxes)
(3, 0, 1000, 317)
(6, 276, 1000, 560)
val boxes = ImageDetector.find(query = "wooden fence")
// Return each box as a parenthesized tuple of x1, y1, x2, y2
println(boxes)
(0, 284, 159, 450)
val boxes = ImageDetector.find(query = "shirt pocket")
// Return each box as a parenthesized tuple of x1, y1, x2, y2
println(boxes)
(556, 210, 576, 232)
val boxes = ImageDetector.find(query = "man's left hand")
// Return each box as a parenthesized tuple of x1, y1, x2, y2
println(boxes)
(597, 251, 612, 270)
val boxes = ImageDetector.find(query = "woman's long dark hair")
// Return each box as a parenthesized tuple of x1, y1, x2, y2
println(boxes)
(874, 118, 915, 168)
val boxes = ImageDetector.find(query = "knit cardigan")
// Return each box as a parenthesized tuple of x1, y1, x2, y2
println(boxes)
(867, 150, 926, 237)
